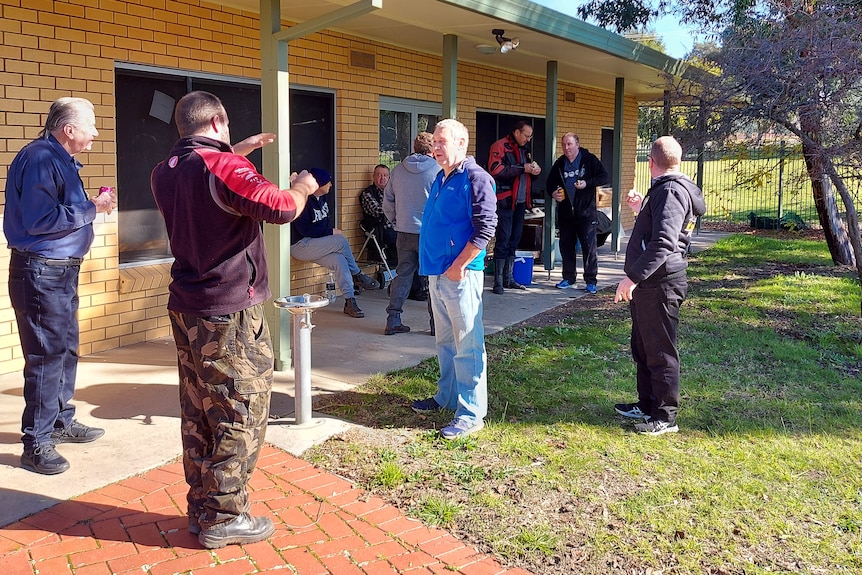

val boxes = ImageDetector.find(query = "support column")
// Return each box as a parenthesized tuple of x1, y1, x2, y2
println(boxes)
(442, 34, 458, 119)
(260, 0, 293, 370)
(543, 60, 558, 271)
(611, 77, 624, 254)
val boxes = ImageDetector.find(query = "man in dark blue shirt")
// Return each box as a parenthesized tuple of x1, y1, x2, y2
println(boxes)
(4, 97, 116, 475)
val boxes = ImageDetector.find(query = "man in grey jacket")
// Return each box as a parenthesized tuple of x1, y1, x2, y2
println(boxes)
(382, 132, 440, 335)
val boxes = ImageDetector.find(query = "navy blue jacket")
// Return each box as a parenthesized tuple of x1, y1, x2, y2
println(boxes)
(4, 135, 97, 258)
(625, 173, 707, 283)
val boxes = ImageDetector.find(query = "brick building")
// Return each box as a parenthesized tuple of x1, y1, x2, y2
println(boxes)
(0, 0, 686, 374)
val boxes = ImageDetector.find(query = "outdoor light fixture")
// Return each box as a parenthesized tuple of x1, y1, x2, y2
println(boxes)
(492, 28, 520, 53)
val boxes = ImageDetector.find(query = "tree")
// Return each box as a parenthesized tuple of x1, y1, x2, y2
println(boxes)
(679, 3, 862, 287)
(582, 0, 862, 307)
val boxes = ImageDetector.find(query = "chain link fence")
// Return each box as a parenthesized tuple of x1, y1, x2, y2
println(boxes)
(635, 142, 818, 229)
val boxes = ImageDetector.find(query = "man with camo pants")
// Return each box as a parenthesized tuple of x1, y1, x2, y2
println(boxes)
(151, 91, 318, 548)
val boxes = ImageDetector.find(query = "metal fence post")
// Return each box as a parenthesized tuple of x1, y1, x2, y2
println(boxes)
(777, 140, 786, 220)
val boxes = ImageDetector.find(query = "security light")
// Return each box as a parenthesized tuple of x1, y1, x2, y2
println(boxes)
(492, 28, 520, 53)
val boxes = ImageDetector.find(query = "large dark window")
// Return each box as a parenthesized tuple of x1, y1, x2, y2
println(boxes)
(475, 111, 547, 195)
(115, 66, 334, 265)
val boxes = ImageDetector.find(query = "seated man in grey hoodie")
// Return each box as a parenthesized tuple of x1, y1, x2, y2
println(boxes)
(382, 132, 440, 335)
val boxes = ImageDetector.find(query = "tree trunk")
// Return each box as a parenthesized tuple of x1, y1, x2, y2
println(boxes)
(824, 160, 862, 318)
(802, 142, 854, 265)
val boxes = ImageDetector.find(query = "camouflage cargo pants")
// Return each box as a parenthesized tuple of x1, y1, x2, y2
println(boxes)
(169, 304, 273, 529)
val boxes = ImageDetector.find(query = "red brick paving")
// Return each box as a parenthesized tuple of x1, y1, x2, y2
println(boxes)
(0, 444, 531, 574)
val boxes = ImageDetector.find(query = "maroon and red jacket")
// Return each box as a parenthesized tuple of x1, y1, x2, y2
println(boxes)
(487, 133, 536, 209)
(151, 135, 299, 316)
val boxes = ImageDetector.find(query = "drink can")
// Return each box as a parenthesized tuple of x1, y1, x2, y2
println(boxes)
(99, 186, 115, 195)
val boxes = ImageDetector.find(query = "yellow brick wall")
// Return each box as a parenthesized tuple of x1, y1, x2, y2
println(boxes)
(0, 0, 640, 375)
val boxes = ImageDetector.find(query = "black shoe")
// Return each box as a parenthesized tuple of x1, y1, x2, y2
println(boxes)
(343, 297, 365, 318)
(384, 319, 411, 335)
(634, 419, 679, 435)
(21, 445, 70, 475)
(198, 513, 275, 549)
(504, 279, 526, 290)
(614, 403, 647, 419)
(353, 272, 380, 290)
(52, 420, 105, 444)
(492, 282, 504, 294)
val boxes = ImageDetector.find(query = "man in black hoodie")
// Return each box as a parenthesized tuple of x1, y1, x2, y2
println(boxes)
(613, 136, 706, 435)
(545, 132, 608, 294)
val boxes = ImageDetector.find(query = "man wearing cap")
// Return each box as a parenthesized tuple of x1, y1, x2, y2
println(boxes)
(290, 168, 380, 318)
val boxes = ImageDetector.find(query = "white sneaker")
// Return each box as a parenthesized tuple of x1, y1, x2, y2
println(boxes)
(614, 403, 646, 419)
(634, 420, 679, 435)
(440, 418, 484, 440)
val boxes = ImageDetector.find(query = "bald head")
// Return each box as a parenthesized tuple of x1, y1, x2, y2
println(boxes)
(649, 136, 683, 172)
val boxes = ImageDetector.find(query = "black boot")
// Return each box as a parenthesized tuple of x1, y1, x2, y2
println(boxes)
(384, 314, 410, 335)
(504, 256, 526, 289)
(493, 259, 505, 294)
(343, 297, 364, 318)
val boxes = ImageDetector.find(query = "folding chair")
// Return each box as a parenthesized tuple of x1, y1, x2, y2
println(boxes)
(358, 221, 396, 288)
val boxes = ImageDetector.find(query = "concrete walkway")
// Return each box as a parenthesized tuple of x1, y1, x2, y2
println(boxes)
(0, 231, 725, 574)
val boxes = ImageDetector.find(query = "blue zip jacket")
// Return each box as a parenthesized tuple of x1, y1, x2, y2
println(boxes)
(419, 156, 497, 275)
(3, 135, 97, 258)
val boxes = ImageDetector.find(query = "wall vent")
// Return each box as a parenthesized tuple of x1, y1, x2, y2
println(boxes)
(350, 50, 376, 69)
(565, 91, 577, 102)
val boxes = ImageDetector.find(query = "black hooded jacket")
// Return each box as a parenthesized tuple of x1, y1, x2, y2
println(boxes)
(545, 147, 609, 222)
(624, 172, 707, 284)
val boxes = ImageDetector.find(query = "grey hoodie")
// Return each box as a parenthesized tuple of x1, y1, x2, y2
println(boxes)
(383, 153, 440, 234)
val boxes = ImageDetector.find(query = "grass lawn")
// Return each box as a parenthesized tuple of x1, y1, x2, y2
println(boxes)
(306, 233, 862, 575)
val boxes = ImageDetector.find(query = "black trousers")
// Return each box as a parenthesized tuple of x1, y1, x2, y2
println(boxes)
(629, 273, 688, 425)
(494, 201, 526, 261)
(558, 215, 598, 285)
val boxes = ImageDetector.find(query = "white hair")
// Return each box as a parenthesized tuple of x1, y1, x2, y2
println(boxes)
(40, 97, 94, 139)
(435, 118, 469, 148)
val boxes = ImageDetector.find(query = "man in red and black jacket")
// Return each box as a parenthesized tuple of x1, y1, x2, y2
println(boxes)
(487, 120, 541, 294)
(151, 91, 318, 550)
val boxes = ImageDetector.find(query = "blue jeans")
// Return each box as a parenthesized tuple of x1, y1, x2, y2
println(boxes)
(291, 235, 361, 298)
(428, 270, 487, 424)
(494, 201, 526, 261)
(9, 251, 82, 451)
